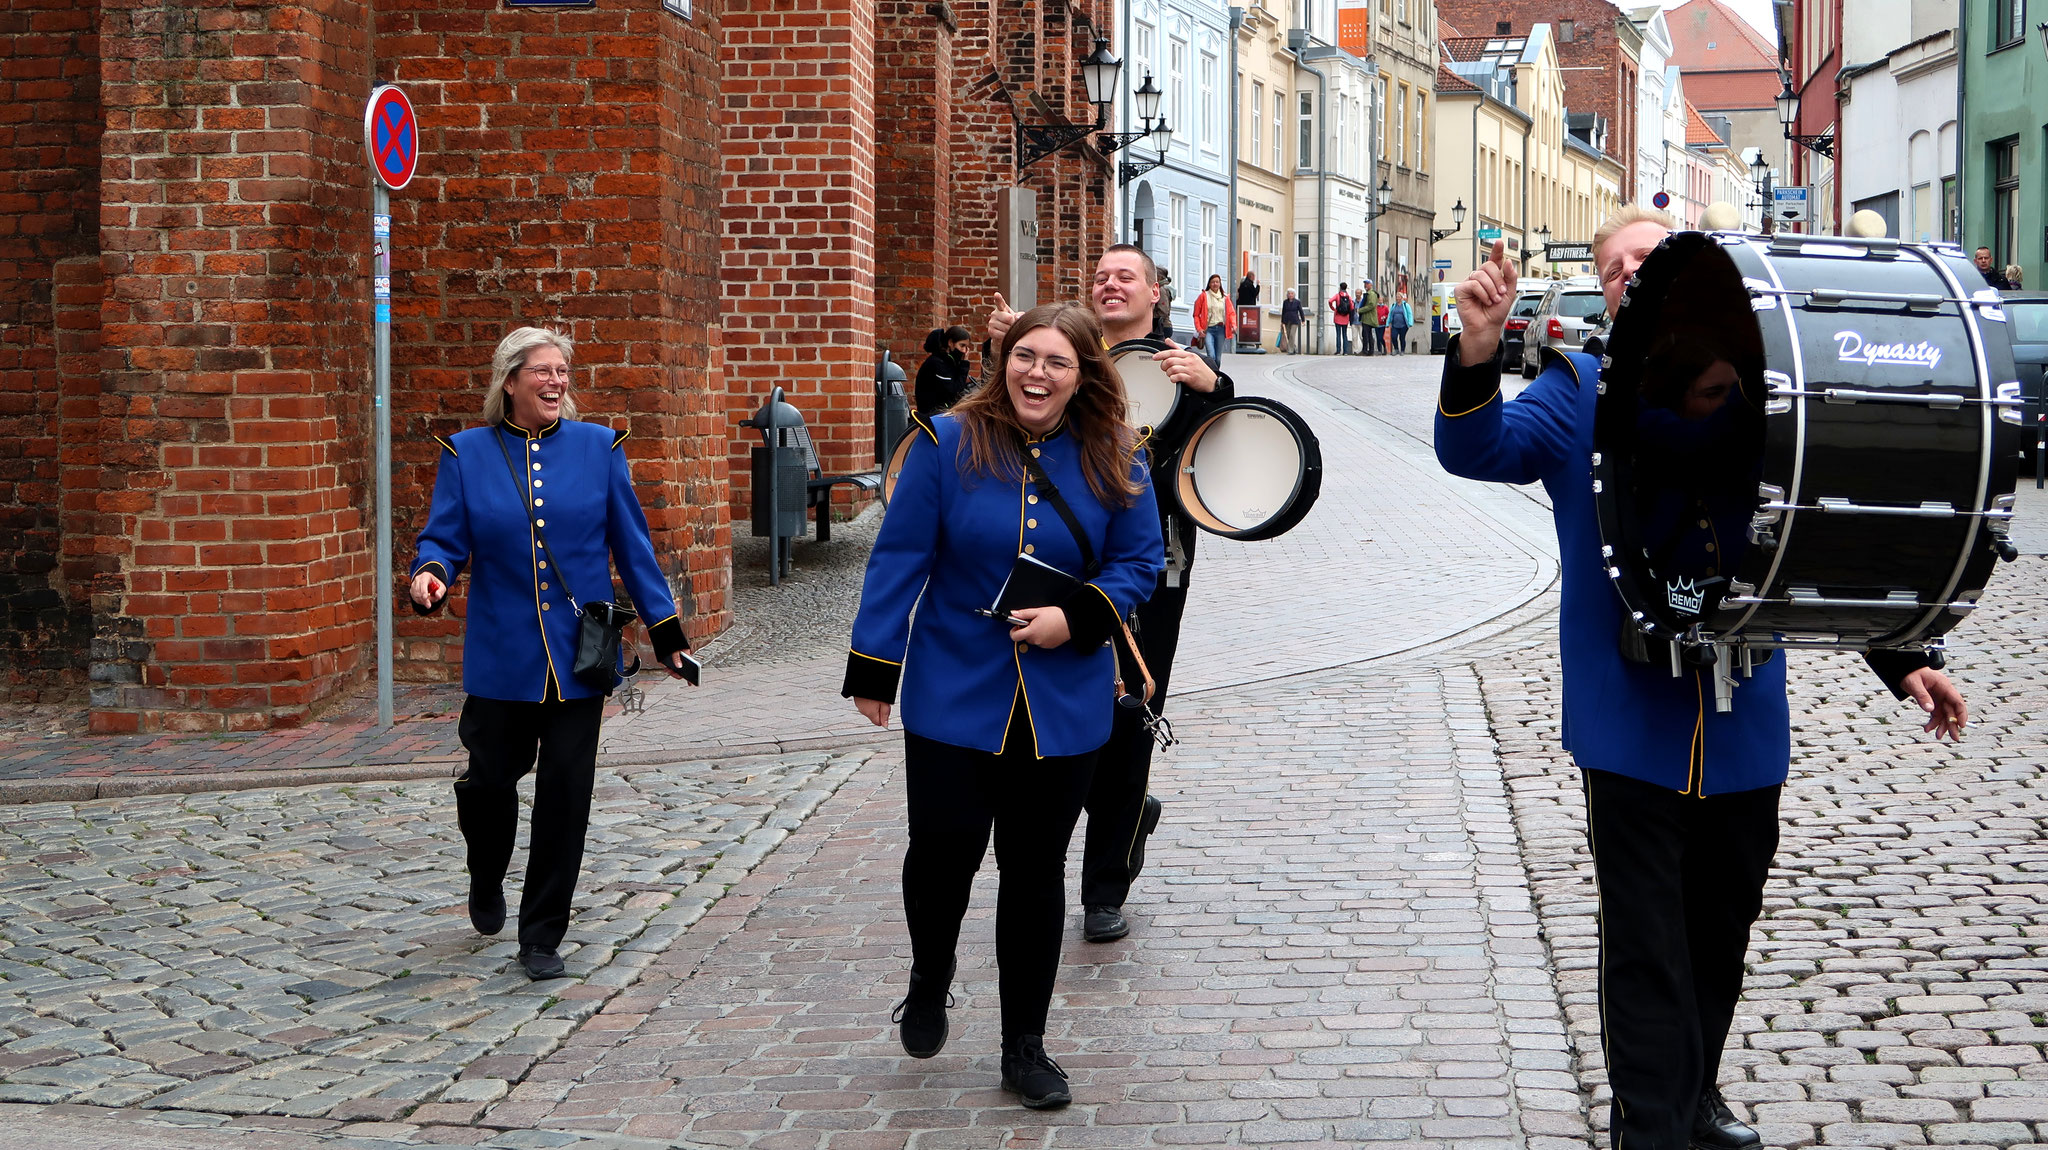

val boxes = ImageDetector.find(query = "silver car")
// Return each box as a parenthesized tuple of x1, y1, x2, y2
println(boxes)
(1520, 277, 1607, 378)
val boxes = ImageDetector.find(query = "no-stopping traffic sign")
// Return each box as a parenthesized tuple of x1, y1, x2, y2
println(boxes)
(363, 85, 418, 191)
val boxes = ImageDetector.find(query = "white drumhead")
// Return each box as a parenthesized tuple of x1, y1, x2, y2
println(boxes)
(1183, 408, 1303, 531)
(1113, 348, 1178, 432)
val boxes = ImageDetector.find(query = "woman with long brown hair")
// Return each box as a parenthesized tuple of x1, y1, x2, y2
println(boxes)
(843, 302, 1162, 1110)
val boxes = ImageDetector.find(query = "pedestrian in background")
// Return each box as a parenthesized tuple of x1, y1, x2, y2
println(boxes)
(915, 325, 975, 415)
(1387, 291, 1412, 356)
(1357, 284, 1379, 356)
(2006, 264, 2024, 289)
(1974, 247, 2013, 290)
(1235, 271, 1259, 308)
(1280, 290, 1303, 353)
(1373, 292, 1391, 354)
(410, 325, 695, 982)
(1194, 274, 1233, 362)
(1329, 282, 1353, 355)
(846, 302, 1163, 1111)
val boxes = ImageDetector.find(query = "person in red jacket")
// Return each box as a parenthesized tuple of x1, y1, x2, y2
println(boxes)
(1328, 281, 1353, 355)
(1191, 274, 1235, 362)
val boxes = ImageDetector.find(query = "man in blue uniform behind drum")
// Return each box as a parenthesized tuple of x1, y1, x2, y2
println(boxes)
(989, 245, 1233, 944)
(1436, 207, 1971, 1150)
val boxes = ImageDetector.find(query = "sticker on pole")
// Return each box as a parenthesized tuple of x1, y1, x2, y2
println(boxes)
(364, 86, 419, 191)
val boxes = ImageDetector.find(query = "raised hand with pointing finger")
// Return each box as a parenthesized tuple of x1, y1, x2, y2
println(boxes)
(986, 292, 1022, 346)
(1453, 238, 1520, 366)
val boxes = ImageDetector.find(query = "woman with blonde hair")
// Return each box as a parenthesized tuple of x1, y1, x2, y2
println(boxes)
(844, 302, 1162, 1109)
(410, 326, 694, 981)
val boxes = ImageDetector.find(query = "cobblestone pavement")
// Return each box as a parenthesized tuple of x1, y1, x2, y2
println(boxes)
(0, 749, 870, 1123)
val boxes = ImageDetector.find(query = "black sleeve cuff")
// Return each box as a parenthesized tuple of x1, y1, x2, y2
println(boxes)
(1210, 369, 1236, 403)
(1062, 584, 1123, 651)
(1440, 335, 1505, 416)
(647, 615, 691, 663)
(842, 651, 902, 703)
(408, 561, 449, 616)
(1864, 648, 1934, 699)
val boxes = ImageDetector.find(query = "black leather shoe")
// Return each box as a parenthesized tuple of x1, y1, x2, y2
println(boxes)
(518, 945, 567, 980)
(1000, 1034, 1071, 1109)
(468, 878, 505, 936)
(1127, 795, 1163, 881)
(891, 968, 952, 1058)
(1692, 1085, 1761, 1150)
(1083, 904, 1129, 942)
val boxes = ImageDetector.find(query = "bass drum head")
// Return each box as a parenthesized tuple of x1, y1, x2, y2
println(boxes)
(880, 427, 919, 506)
(1110, 339, 1187, 444)
(1171, 398, 1322, 541)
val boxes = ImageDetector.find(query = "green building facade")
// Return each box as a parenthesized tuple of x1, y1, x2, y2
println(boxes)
(1960, 2, 2045, 287)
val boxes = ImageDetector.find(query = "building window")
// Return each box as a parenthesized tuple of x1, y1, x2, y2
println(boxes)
(1414, 91, 1426, 171)
(1248, 224, 1261, 280)
(1298, 90, 1314, 169)
(1993, 0, 2027, 47)
(1395, 85, 1407, 167)
(1397, 0, 1408, 24)
(1496, 20, 1511, 34)
(1992, 136, 2020, 265)
(1295, 232, 1310, 303)
(1134, 22, 1155, 100)
(1942, 174, 1959, 242)
(1268, 229, 1281, 298)
(1169, 39, 1188, 147)
(1374, 80, 1386, 167)
(1273, 91, 1285, 171)
(1169, 194, 1187, 297)
(1201, 53, 1219, 152)
(1201, 203, 1217, 287)
(1336, 92, 1349, 175)
(1250, 80, 1264, 166)
(1559, 19, 1575, 43)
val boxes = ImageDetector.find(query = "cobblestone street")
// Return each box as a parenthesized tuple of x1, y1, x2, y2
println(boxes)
(2, 348, 2045, 1148)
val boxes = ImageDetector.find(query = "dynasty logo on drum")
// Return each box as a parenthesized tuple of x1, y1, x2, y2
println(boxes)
(1833, 330, 1942, 371)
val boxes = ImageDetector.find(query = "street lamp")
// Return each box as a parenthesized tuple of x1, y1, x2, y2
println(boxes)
(1364, 179, 1395, 220)
(1777, 79, 1834, 159)
(1430, 199, 1466, 244)
(1748, 149, 1775, 234)
(1015, 35, 1123, 170)
(1535, 224, 1551, 266)
(1098, 72, 1174, 186)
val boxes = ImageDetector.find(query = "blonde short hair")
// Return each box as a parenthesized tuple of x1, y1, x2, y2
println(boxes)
(483, 326, 579, 425)
(1592, 205, 1679, 268)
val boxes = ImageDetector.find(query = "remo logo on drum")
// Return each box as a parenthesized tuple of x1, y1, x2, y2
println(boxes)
(1834, 329, 1942, 371)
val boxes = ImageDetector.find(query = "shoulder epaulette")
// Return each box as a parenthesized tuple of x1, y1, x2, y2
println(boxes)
(612, 426, 631, 450)
(434, 434, 458, 457)
(909, 411, 940, 445)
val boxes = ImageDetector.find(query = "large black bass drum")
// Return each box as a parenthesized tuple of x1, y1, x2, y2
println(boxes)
(1169, 397, 1322, 541)
(1591, 230, 2022, 684)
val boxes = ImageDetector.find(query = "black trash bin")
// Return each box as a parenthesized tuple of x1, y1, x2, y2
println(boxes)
(875, 351, 909, 467)
(741, 387, 809, 584)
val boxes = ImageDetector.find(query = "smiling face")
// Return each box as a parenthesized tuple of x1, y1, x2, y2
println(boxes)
(505, 345, 570, 428)
(1596, 220, 1672, 315)
(1091, 251, 1159, 340)
(1005, 324, 1082, 435)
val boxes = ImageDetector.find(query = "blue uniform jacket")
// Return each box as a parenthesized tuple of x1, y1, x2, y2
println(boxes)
(843, 414, 1164, 758)
(410, 418, 689, 702)
(1434, 343, 1925, 795)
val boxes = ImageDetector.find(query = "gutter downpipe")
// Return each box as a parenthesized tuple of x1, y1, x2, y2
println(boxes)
(1229, 8, 1244, 295)
(1952, 6, 1965, 246)
(1296, 42, 1330, 354)
(1121, 0, 1133, 243)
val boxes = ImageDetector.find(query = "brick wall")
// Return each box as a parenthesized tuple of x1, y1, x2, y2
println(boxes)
(383, 1, 732, 685)
(0, 0, 100, 700)
(873, 0, 956, 377)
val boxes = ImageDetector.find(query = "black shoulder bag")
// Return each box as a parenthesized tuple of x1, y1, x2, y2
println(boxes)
(494, 430, 641, 695)
(1016, 445, 1172, 747)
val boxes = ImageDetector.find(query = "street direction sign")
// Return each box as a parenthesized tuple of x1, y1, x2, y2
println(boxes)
(1434, 259, 1453, 269)
(1772, 185, 1810, 223)
(363, 86, 418, 191)
(1476, 225, 1502, 242)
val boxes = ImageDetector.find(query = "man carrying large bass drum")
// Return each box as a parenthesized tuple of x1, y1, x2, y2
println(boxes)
(981, 245, 1322, 945)
(1437, 207, 2010, 1149)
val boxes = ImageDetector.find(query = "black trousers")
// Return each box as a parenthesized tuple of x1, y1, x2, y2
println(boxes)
(1584, 767, 1780, 1150)
(455, 694, 605, 952)
(1080, 574, 1186, 909)
(902, 703, 1097, 1039)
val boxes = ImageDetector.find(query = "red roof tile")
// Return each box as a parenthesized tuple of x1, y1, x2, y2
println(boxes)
(1684, 100, 1727, 147)
(1437, 63, 1482, 93)
(1666, 0, 1780, 73)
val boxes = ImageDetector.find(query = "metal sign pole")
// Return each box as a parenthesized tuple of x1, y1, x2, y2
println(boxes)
(374, 187, 393, 728)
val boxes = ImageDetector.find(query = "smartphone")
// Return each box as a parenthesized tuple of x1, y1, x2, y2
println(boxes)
(973, 607, 1031, 628)
(673, 651, 701, 686)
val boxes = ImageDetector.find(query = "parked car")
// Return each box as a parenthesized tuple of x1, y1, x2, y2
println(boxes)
(2004, 291, 2048, 457)
(1429, 282, 1462, 353)
(1521, 276, 1606, 378)
(1502, 285, 1550, 369)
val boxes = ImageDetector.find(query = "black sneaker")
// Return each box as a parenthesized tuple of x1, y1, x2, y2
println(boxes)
(1692, 1085, 1761, 1150)
(891, 969, 952, 1058)
(518, 945, 567, 980)
(1083, 904, 1129, 943)
(1000, 1034, 1071, 1109)
(1127, 795, 1163, 882)
(468, 877, 505, 936)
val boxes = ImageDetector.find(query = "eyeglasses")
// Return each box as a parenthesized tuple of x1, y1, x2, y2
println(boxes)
(1008, 349, 1077, 381)
(521, 365, 572, 382)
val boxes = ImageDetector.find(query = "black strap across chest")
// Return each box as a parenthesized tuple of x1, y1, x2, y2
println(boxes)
(1017, 440, 1100, 579)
